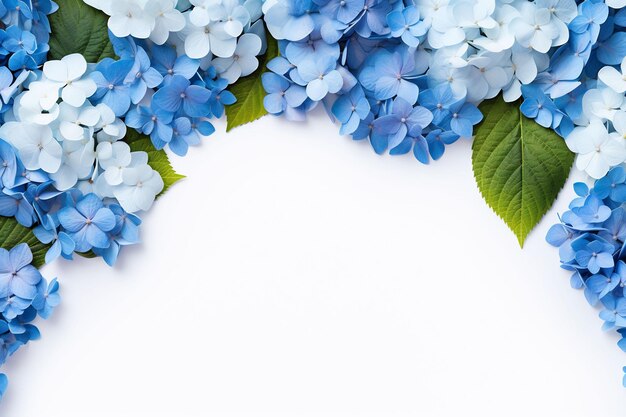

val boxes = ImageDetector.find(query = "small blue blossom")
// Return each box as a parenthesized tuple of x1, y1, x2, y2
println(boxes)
(0, 139, 17, 188)
(151, 44, 200, 81)
(0, 191, 35, 227)
(31, 278, 59, 319)
(359, 50, 419, 104)
(594, 167, 626, 203)
(0, 243, 42, 299)
(262, 72, 307, 115)
(57, 193, 116, 253)
(332, 85, 370, 135)
(448, 100, 482, 138)
(295, 56, 343, 101)
(90, 58, 135, 116)
(126, 104, 174, 149)
(386, 5, 427, 48)
(152, 74, 211, 117)
(573, 237, 614, 274)
(600, 293, 626, 331)
(373, 97, 433, 150)
(126, 47, 164, 105)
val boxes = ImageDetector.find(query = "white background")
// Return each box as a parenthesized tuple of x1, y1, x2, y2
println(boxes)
(1, 111, 626, 416)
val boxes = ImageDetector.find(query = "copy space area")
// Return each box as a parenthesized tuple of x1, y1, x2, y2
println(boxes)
(2, 112, 624, 417)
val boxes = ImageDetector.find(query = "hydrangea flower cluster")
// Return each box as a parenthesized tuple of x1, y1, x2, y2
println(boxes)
(109, 35, 227, 156)
(547, 167, 626, 385)
(0, 137, 141, 267)
(260, 0, 625, 164)
(0, 53, 165, 214)
(0, 0, 57, 73)
(0, 243, 59, 400)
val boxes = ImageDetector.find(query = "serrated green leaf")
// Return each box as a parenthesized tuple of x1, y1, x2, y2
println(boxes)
(0, 217, 50, 268)
(472, 96, 574, 247)
(125, 130, 185, 195)
(225, 34, 279, 131)
(48, 0, 115, 62)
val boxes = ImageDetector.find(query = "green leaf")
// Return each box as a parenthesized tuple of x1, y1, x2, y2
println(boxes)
(472, 96, 574, 247)
(225, 33, 279, 131)
(125, 130, 185, 195)
(48, 0, 115, 62)
(0, 217, 50, 268)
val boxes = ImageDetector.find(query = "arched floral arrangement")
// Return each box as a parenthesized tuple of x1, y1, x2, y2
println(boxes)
(0, 0, 625, 401)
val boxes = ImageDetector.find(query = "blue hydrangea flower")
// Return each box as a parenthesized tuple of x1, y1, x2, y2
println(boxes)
(600, 292, 626, 331)
(151, 44, 200, 81)
(0, 139, 17, 188)
(126, 47, 164, 105)
(31, 278, 59, 319)
(295, 56, 343, 101)
(594, 167, 626, 203)
(33, 217, 76, 264)
(262, 72, 308, 116)
(0, 243, 42, 299)
(152, 74, 211, 117)
(57, 193, 116, 253)
(0, 190, 35, 227)
(387, 5, 427, 48)
(126, 103, 174, 149)
(332, 86, 370, 135)
(373, 98, 433, 150)
(448, 100, 482, 138)
(425, 130, 460, 160)
(359, 50, 419, 105)
(90, 58, 135, 116)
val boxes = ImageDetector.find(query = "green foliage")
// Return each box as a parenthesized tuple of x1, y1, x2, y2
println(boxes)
(48, 0, 115, 62)
(472, 96, 574, 247)
(0, 217, 50, 268)
(125, 130, 185, 195)
(225, 33, 279, 131)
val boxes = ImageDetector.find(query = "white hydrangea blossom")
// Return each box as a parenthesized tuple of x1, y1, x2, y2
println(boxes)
(0, 53, 164, 213)
(422, 0, 578, 103)
(566, 56, 626, 179)
(84, 0, 185, 44)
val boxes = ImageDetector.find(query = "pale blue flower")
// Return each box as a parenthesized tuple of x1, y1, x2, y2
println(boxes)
(387, 5, 427, 48)
(57, 193, 116, 253)
(0, 243, 42, 299)
(296, 56, 343, 101)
